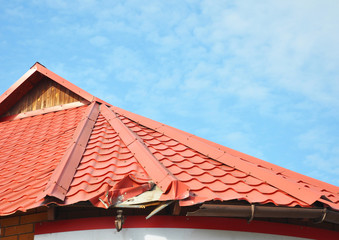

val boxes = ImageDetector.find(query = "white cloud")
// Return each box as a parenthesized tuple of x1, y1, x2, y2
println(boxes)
(297, 128, 339, 184)
(89, 36, 110, 47)
(304, 154, 339, 186)
(297, 128, 334, 153)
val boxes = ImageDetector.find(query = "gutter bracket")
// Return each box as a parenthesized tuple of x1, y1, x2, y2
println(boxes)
(115, 210, 125, 232)
(314, 208, 327, 224)
(248, 204, 255, 223)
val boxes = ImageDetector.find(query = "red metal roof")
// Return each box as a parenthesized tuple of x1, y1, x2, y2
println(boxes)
(0, 105, 87, 215)
(0, 63, 338, 216)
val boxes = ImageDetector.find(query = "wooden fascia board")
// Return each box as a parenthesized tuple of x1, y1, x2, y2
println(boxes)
(100, 105, 190, 200)
(111, 106, 321, 206)
(38, 102, 100, 201)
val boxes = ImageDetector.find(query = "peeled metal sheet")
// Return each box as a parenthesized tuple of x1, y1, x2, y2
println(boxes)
(116, 186, 164, 208)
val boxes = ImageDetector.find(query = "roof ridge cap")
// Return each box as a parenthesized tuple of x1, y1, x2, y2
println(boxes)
(37, 102, 100, 201)
(111, 106, 325, 207)
(100, 105, 190, 200)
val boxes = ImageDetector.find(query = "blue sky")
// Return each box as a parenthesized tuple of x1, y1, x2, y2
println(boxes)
(0, 0, 338, 186)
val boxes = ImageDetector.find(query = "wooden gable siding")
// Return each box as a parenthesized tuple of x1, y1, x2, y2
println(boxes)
(4, 78, 85, 117)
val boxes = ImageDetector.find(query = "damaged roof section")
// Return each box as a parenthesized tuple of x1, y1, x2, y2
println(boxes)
(0, 63, 338, 223)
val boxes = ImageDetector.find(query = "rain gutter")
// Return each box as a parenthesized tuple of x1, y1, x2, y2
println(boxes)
(187, 204, 339, 225)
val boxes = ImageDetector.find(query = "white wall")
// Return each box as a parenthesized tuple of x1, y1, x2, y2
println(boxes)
(35, 228, 310, 240)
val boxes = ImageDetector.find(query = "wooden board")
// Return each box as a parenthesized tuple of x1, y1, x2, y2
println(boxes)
(4, 77, 85, 116)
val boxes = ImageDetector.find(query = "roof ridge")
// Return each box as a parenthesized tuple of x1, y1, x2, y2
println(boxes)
(38, 102, 100, 201)
(100, 104, 190, 200)
(111, 106, 325, 206)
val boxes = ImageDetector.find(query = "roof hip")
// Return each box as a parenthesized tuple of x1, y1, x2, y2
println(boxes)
(38, 102, 100, 201)
(100, 104, 190, 200)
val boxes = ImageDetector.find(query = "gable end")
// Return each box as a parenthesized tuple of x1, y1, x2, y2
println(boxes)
(2, 77, 86, 117)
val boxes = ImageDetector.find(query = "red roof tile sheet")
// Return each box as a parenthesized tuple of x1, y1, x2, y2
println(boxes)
(112, 106, 339, 209)
(0, 106, 87, 215)
(0, 63, 338, 216)
(115, 112, 310, 208)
